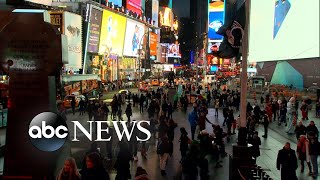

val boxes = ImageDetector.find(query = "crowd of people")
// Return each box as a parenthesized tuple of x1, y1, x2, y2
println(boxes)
(56, 82, 320, 180)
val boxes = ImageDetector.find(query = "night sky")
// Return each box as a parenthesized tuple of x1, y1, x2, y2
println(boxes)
(172, 0, 190, 18)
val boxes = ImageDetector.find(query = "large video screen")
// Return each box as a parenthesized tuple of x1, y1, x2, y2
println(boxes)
(208, 0, 225, 42)
(248, 0, 320, 62)
(99, 10, 126, 56)
(160, 43, 181, 58)
(127, 0, 142, 15)
(123, 19, 145, 57)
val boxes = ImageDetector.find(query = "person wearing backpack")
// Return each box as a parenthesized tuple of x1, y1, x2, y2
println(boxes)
(157, 136, 170, 176)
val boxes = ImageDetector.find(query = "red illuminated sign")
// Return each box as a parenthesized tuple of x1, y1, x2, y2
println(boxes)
(127, 0, 142, 15)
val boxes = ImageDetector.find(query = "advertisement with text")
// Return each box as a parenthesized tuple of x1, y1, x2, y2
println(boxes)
(64, 12, 83, 69)
(150, 32, 157, 56)
(99, 10, 126, 56)
(127, 0, 142, 15)
(49, 12, 63, 33)
(87, 7, 103, 53)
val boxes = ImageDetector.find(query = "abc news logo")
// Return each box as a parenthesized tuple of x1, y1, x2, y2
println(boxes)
(29, 112, 151, 152)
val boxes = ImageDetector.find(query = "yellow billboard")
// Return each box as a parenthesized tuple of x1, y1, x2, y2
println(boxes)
(99, 10, 126, 56)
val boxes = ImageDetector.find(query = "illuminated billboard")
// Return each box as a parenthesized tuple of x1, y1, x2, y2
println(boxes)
(49, 12, 63, 33)
(64, 12, 82, 69)
(108, 0, 122, 6)
(87, 7, 102, 53)
(127, 0, 142, 15)
(152, 0, 159, 26)
(159, 7, 173, 28)
(99, 10, 126, 56)
(123, 19, 145, 57)
(208, 0, 225, 42)
(161, 42, 181, 58)
(248, 0, 320, 62)
(150, 32, 157, 56)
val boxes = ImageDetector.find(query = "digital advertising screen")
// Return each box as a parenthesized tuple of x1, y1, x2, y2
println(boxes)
(123, 19, 145, 57)
(152, 0, 159, 26)
(167, 42, 181, 58)
(64, 12, 82, 69)
(127, 0, 142, 15)
(99, 10, 126, 56)
(248, 0, 320, 62)
(150, 32, 157, 56)
(208, 0, 225, 42)
(108, 0, 122, 7)
(87, 7, 102, 53)
(159, 7, 173, 28)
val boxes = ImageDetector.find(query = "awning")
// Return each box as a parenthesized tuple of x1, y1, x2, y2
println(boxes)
(62, 74, 101, 82)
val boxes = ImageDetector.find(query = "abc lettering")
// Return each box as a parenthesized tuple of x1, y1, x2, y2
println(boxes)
(29, 121, 68, 139)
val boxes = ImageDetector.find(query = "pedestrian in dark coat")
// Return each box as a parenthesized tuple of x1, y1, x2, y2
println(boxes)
(295, 121, 306, 140)
(276, 142, 298, 180)
(179, 127, 190, 160)
(125, 103, 133, 124)
(262, 111, 269, 138)
(71, 97, 76, 115)
(252, 131, 261, 163)
(115, 141, 132, 180)
(80, 152, 110, 180)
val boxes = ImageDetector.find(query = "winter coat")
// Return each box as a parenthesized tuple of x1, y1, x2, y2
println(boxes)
(188, 110, 198, 127)
(295, 125, 306, 140)
(252, 136, 261, 158)
(277, 148, 298, 171)
(80, 167, 110, 180)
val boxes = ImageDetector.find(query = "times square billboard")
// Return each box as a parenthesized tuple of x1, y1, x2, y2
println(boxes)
(87, 6, 103, 53)
(208, 0, 225, 42)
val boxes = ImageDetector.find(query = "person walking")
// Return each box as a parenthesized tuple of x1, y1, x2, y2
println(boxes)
(139, 94, 145, 113)
(306, 121, 319, 140)
(300, 101, 309, 120)
(214, 99, 219, 117)
(179, 127, 190, 161)
(309, 137, 320, 178)
(71, 97, 76, 115)
(296, 135, 312, 174)
(286, 97, 297, 134)
(276, 142, 298, 180)
(262, 111, 270, 138)
(252, 131, 261, 163)
(79, 98, 85, 116)
(115, 141, 132, 180)
(188, 107, 198, 140)
(295, 121, 306, 141)
(125, 103, 133, 124)
(157, 136, 170, 176)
